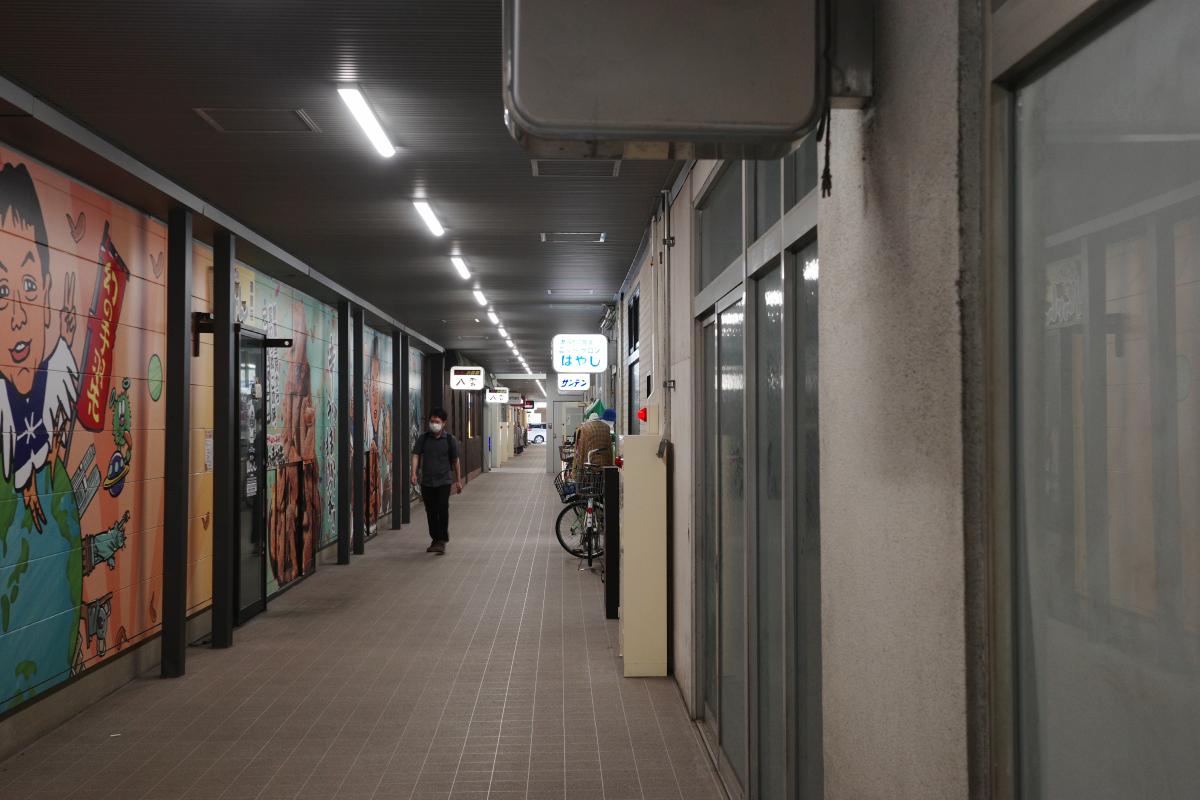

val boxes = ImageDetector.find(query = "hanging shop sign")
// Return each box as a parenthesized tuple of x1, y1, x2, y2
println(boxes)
(524, 399, 535, 409)
(503, 0, 820, 159)
(551, 333, 608, 373)
(450, 366, 485, 390)
(557, 373, 590, 392)
(485, 387, 510, 404)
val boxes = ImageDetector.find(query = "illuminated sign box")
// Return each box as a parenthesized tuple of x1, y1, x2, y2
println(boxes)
(450, 366, 485, 391)
(557, 373, 590, 392)
(552, 333, 608, 373)
(485, 388, 510, 404)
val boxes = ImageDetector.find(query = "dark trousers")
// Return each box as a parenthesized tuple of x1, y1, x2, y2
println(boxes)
(423, 484, 452, 542)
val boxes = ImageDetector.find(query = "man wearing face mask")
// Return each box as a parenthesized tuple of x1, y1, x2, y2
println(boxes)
(410, 407, 462, 554)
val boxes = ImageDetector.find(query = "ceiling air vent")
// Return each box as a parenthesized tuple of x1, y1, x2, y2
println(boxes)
(540, 232, 607, 244)
(531, 159, 621, 178)
(195, 107, 321, 133)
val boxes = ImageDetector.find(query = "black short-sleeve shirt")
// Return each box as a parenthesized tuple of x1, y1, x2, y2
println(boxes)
(413, 431, 459, 487)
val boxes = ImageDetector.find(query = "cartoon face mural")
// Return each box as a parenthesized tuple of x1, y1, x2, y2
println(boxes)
(364, 328, 392, 532)
(0, 148, 166, 712)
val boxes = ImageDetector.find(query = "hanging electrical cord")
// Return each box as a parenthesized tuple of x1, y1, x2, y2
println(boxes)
(815, 0, 835, 197)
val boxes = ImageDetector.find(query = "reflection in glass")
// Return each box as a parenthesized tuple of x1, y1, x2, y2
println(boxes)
(795, 243, 823, 797)
(237, 335, 265, 619)
(785, 134, 819, 209)
(1015, 0, 1200, 795)
(703, 323, 720, 720)
(718, 297, 747, 785)
(755, 265, 785, 798)
(699, 165, 744, 289)
(755, 161, 782, 240)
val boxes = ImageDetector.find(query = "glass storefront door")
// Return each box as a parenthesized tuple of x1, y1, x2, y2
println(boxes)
(236, 328, 267, 623)
(699, 288, 749, 793)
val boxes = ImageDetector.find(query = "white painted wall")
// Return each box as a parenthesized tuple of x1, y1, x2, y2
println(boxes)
(667, 171, 696, 710)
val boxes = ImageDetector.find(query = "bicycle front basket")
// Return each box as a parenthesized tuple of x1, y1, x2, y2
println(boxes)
(575, 466, 605, 499)
(553, 469, 577, 503)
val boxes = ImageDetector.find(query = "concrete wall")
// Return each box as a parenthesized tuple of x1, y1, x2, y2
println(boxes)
(816, 0, 979, 796)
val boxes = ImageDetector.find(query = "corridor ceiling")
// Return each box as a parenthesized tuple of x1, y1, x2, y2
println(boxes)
(0, 1, 678, 375)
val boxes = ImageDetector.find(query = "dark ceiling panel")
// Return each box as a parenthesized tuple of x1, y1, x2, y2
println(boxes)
(0, 0, 676, 373)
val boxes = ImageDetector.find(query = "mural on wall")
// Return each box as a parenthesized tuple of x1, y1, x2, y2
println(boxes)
(0, 147, 166, 711)
(408, 348, 423, 503)
(364, 328, 393, 533)
(231, 267, 338, 595)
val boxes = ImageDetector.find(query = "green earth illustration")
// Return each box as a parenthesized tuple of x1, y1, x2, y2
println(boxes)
(147, 354, 163, 401)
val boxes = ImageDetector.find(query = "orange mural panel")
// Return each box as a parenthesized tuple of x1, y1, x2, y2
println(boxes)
(0, 145, 167, 711)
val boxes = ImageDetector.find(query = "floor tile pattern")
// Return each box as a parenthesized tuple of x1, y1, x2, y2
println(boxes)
(0, 449, 723, 800)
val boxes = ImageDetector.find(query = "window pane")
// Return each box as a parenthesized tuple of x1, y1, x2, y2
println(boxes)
(699, 165, 743, 289)
(1015, 1, 1200, 796)
(628, 360, 641, 435)
(785, 134, 818, 209)
(754, 161, 782, 240)
(718, 297, 747, 786)
(755, 264, 785, 798)
(703, 323, 720, 718)
(795, 242, 823, 797)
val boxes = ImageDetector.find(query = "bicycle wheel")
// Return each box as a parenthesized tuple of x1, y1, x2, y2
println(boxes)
(555, 501, 589, 557)
(555, 501, 606, 559)
(587, 502, 605, 558)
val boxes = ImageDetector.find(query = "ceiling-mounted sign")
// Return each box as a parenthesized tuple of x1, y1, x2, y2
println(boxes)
(485, 388, 510, 404)
(503, 0, 820, 159)
(552, 333, 608, 373)
(557, 373, 590, 392)
(450, 366, 485, 391)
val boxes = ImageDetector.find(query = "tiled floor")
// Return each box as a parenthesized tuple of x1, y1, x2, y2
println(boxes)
(0, 448, 723, 800)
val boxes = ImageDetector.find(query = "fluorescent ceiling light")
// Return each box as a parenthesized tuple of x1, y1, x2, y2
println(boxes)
(451, 256, 471, 280)
(497, 326, 508, 338)
(473, 289, 488, 306)
(487, 310, 499, 325)
(413, 201, 445, 237)
(338, 86, 395, 158)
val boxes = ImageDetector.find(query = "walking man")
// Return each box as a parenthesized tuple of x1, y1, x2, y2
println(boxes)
(410, 407, 462, 554)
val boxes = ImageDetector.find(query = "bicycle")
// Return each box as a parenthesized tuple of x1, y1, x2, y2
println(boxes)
(554, 448, 607, 566)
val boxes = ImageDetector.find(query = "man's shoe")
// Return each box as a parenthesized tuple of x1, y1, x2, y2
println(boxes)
(432, 541, 446, 555)
(426, 542, 438, 553)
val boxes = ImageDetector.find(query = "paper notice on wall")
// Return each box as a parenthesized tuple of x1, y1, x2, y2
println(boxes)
(204, 430, 214, 472)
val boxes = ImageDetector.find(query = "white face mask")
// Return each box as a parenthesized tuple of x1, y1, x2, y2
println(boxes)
(429, 421, 444, 434)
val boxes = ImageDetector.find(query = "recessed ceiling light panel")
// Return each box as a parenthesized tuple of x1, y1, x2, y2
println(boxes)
(413, 201, 445, 236)
(337, 87, 395, 157)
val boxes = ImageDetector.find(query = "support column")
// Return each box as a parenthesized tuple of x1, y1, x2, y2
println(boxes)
(210, 231, 236, 649)
(427, 352, 446, 414)
(161, 207, 192, 677)
(352, 307, 365, 554)
(396, 331, 409, 526)
(337, 300, 351, 564)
